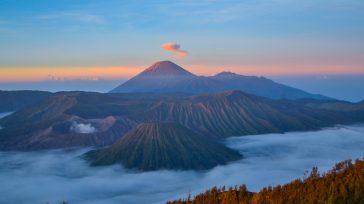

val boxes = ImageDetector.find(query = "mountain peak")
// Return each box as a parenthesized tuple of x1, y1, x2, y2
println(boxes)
(213, 71, 241, 80)
(151, 60, 174, 66)
(85, 122, 242, 171)
(109, 61, 196, 93)
(215, 71, 239, 77)
(141, 60, 195, 76)
(214, 72, 266, 80)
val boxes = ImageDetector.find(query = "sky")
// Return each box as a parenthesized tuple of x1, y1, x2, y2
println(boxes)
(0, 0, 363, 99)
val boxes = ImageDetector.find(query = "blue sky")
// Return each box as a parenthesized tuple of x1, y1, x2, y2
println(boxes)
(0, 0, 363, 100)
(1, 0, 363, 68)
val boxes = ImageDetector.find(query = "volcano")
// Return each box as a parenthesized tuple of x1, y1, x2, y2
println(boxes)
(85, 122, 242, 171)
(110, 61, 329, 100)
(110, 61, 196, 93)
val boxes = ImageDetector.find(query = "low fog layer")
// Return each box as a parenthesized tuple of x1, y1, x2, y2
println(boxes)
(1, 125, 364, 204)
(0, 112, 13, 118)
(0, 112, 13, 129)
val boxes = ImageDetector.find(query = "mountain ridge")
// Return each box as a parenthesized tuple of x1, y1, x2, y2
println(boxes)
(141, 60, 195, 76)
(1, 90, 363, 151)
(111, 61, 329, 100)
(0, 90, 52, 112)
(110, 61, 196, 93)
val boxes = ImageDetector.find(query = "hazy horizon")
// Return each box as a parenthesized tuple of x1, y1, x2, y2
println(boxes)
(1, 74, 363, 102)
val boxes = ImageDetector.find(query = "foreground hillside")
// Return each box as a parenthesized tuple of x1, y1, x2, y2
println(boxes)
(168, 158, 364, 204)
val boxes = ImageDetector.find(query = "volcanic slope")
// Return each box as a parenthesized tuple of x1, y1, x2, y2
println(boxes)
(86, 122, 242, 171)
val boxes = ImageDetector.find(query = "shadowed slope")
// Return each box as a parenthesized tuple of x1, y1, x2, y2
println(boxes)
(136, 91, 355, 139)
(86, 122, 242, 171)
(0, 90, 52, 112)
(0, 92, 136, 150)
(212, 72, 328, 100)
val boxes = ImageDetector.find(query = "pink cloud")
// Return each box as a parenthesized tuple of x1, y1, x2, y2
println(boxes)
(161, 43, 188, 59)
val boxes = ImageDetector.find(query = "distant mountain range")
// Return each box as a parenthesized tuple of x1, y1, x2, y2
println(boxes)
(111, 61, 328, 100)
(86, 122, 242, 171)
(0, 91, 363, 152)
(0, 90, 52, 112)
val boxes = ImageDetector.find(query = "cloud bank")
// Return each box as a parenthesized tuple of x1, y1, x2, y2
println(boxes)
(0, 125, 364, 204)
(161, 43, 188, 59)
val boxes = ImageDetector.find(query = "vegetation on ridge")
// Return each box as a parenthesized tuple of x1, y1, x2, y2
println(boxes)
(167, 158, 364, 204)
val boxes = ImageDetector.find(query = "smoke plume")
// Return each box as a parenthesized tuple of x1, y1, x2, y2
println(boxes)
(161, 43, 188, 59)
(70, 122, 96, 134)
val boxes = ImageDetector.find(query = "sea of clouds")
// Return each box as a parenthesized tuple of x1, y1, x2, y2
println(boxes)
(0, 122, 364, 204)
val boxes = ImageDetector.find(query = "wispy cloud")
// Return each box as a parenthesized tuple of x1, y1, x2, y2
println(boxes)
(38, 12, 105, 24)
(161, 43, 188, 59)
(46, 74, 102, 81)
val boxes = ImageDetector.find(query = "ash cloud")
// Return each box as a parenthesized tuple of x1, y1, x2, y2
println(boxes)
(161, 43, 188, 59)
(70, 122, 96, 134)
(1, 125, 364, 204)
